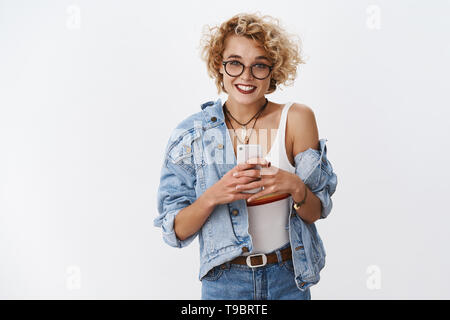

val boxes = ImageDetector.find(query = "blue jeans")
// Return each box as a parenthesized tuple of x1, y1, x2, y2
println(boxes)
(201, 243, 311, 300)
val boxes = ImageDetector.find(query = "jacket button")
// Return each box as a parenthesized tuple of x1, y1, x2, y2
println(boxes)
(217, 143, 223, 149)
(211, 116, 217, 122)
(242, 247, 249, 253)
(231, 209, 239, 216)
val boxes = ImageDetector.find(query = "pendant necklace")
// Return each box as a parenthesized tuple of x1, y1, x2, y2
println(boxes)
(224, 98, 268, 144)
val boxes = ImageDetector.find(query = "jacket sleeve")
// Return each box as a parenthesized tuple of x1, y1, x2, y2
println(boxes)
(154, 130, 199, 248)
(294, 138, 338, 219)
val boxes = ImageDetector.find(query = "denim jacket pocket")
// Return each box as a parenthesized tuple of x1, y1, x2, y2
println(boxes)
(167, 128, 202, 175)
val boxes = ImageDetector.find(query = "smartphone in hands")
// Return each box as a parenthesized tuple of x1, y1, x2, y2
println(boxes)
(236, 144, 262, 194)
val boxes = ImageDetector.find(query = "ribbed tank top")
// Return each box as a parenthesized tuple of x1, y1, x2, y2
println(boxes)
(243, 102, 296, 255)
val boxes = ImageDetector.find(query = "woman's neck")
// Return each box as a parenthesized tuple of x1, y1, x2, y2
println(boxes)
(224, 96, 268, 124)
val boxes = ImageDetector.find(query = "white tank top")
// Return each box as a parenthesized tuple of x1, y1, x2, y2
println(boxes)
(244, 102, 296, 255)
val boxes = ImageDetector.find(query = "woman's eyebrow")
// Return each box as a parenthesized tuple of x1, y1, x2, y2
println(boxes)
(226, 54, 271, 62)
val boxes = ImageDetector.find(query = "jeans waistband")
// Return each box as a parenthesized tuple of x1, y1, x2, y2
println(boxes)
(220, 242, 292, 270)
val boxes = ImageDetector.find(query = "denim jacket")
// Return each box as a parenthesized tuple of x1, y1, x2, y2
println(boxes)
(154, 98, 338, 291)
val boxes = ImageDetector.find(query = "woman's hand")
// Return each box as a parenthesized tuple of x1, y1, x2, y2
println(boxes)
(203, 159, 272, 206)
(234, 158, 302, 203)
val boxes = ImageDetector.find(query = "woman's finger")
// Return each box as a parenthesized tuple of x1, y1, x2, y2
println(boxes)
(235, 192, 253, 201)
(235, 179, 265, 191)
(246, 187, 272, 203)
(246, 157, 270, 167)
(236, 176, 259, 185)
(233, 162, 258, 174)
(233, 169, 261, 178)
(260, 165, 279, 176)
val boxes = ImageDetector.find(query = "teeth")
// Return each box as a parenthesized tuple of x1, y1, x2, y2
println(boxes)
(236, 85, 256, 91)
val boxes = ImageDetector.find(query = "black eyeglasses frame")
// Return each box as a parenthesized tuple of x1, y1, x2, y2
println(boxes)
(221, 60, 273, 80)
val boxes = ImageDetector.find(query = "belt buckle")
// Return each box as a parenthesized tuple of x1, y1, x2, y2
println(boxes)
(246, 253, 267, 268)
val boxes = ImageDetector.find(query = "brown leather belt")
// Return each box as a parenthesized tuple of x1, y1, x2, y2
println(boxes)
(227, 246, 292, 267)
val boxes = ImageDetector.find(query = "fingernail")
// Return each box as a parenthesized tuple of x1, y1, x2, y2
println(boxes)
(247, 197, 252, 202)
(233, 172, 238, 177)
(235, 185, 240, 190)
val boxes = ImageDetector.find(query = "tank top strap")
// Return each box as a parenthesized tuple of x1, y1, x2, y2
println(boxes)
(276, 101, 295, 171)
(278, 102, 295, 140)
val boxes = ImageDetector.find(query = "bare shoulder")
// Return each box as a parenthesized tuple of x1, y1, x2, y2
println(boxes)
(287, 103, 320, 156)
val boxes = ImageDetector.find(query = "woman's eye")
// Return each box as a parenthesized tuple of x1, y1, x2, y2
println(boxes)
(254, 64, 268, 69)
(230, 61, 241, 65)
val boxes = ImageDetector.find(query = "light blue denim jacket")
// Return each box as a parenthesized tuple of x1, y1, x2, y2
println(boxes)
(154, 98, 338, 291)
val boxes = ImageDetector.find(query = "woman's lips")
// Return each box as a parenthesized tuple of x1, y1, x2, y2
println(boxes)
(235, 84, 257, 94)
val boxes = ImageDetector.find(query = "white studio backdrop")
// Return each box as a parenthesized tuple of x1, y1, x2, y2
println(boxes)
(1, 0, 449, 299)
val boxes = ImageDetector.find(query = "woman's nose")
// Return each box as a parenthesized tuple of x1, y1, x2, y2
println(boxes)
(241, 66, 254, 80)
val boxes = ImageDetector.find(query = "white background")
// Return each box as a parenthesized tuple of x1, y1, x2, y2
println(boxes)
(1, 0, 449, 299)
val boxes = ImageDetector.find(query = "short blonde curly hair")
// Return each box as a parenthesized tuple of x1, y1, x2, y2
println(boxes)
(200, 12, 304, 94)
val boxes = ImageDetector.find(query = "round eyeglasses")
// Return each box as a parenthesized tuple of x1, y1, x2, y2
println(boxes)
(222, 60, 273, 80)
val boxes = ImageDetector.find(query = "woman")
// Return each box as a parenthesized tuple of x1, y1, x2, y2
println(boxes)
(154, 12, 338, 300)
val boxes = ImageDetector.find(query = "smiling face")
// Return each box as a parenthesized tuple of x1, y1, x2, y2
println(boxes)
(219, 34, 272, 105)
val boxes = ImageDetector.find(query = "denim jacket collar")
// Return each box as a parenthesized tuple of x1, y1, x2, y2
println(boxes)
(201, 98, 226, 128)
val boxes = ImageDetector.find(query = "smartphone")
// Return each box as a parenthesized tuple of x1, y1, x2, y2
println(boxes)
(236, 144, 262, 194)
